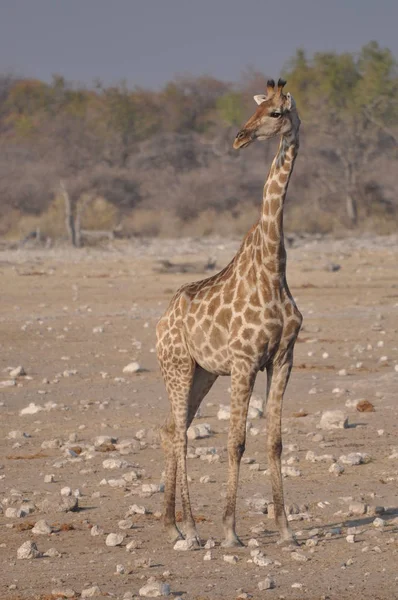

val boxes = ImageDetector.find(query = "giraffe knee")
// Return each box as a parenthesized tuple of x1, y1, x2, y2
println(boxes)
(228, 440, 246, 461)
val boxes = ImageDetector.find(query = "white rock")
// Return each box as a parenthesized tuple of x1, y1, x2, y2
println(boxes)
(346, 534, 356, 543)
(118, 519, 134, 530)
(94, 435, 117, 447)
(17, 541, 41, 559)
(187, 423, 213, 440)
(203, 550, 212, 561)
(291, 583, 303, 589)
(349, 501, 367, 515)
(123, 362, 141, 374)
(282, 466, 301, 477)
(60, 486, 72, 497)
(43, 547, 61, 558)
(105, 533, 124, 547)
(90, 525, 104, 536)
(102, 458, 129, 470)
(223, 554, 239, 564)
(339, 452, 371, 466)
(44, 474, 55, 483)
(126, 504, 147, 515)
(115, 564, 125, 574)
(329, 463, 345, 476)
(32, 519, 53, 535)
(173, 538, 196, 551)
(319, 410, 348, 430)
(10, 366, 26, 378)
(5, 507, 25, 518)
(258, 577, 275, 591)
(204, 538, 215, 549)
(52, 589, 76, 598)
(249, 393, 264, 417)
(81, 585, 101, 598)
(139, 581, 170, 597)
(107, 478, 126, 488)
(20, 402, 43, 416)
(248, 538, 260, 547)
(373, 518, 385, 528)
(217, 405, 230, 420)
(291, 551, 308, 562)
(251, 549, 273, 566)
(126, 539, 142, 551)
(0, 379, 16, 388)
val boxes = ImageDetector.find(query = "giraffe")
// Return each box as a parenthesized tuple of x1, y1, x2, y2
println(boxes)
(156, 78, 302, 547)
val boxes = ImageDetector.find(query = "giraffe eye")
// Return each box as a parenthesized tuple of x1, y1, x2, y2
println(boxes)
(269, 111, 281, 118)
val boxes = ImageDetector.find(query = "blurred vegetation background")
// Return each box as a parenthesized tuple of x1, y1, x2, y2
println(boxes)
(1, 42, 397, 245)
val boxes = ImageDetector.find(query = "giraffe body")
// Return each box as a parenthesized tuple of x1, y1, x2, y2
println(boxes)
(157, 78, 302, 546)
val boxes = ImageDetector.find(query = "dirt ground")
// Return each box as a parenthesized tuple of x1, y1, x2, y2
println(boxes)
(0, 234, 397, 600)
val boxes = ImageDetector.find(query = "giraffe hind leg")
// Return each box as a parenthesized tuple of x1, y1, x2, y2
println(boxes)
(160, 360, 217, 545)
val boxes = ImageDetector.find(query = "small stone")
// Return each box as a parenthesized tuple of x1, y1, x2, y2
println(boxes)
(319, 410, 348, 430)
(248, 538, 260, 547)
(118, 519, 134, 530)
(81, 586, 101, 598)
(44, 474, 55, 483)
(204, 538, 215, 549)
(258, 577, 275, 591)
(339, 452, 371, 466)
(102, 458, 129, 470)
(251, 549, 273, 566)
(187, 423, 213, 440)
(223, 554, 239, 564)
(126, 504, 147, 515)
(139, 580, 170, 597)
(60, 486, 72, 497)
(203, 550, 213, 561)
(373, 518, 385, 528)
(217, 405, 230, 420)
(126, 539, 142, 551)
(123, 362, 141, 374)
(282, 466, 301, 477)
(346, 534, 356, 543)
(105, 533, 124, 547)
(338, 369, 348, 376)
(10, 366, 26, 378)
(17, 541, 41, 559)
(115, 564, 125, 574)
(90, 525, 104, 536)
(291, 582, 303, 589)
(20, 402, 43, 415)
(0, 379, 16, 387)
(32, 519, 53, 535)
(329, 463, 344, 476)
(44, 547, 62, 558)
(51, 588, 76, 598)
(173, 538, 196, 551)
(349, 501, 367, 516)
(291, 551, 308, 562)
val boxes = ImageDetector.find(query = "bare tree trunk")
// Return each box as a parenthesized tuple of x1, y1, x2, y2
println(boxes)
(346, 193, 358, 226)
(60, 181, 80, 247)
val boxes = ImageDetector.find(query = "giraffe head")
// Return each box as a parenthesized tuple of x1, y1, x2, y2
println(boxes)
(233, 78, 299, 150)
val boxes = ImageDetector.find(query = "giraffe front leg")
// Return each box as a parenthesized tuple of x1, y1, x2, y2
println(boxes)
(266, 358, 296, 545)
(222, 362, 256, 547)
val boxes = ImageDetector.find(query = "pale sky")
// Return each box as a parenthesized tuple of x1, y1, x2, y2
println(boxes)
(1, 0, 397, 88)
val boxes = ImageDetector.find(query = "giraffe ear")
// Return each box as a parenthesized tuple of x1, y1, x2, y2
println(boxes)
(286, 92, 296, 110)
(253, 94, 267, 105)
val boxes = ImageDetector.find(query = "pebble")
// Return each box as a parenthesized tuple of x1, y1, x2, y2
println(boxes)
(122, 362, 141, 374)
(173, 538, 196, 551)
(373, 518, 385, 528)
(52, 588, 76, 598)
(17, 541, 41, 559)
(258, 577, 275, 591)
(319, 410, 348, 430)
(32, 519, 53, 535)
(217, 405, 230, 420)
(10, 366, 26, 377)
(81, 585, 101, 598)
(61, 486, 72, 497)
(90, 525, 104, 536)
(105, 533, 124, 547)
(349, 501, 367, 515)
(282, 466, 301, 477)
(102, 458, 129, 470)
(126, 504, 147, 515)
(187, 423, 213, 440)
(346, 534, 356, 543)
(118, 519, 134, 530)
(115, 564, 125, 574)
(126, 539, 142, 551)
(204, 538, 216, 549)
(203, 550, 213, 561)
(44, 474, 55, 483)
(20, 402, 43, 415)
(139, 580, 171, 597)
(223, 554, 239, 564)
(339, 453, 371, 466)
(0, 379, 16, 387)
(291, 551, 308, 562)
(36, 495, 78, 513)
(251, 549, 273, 566)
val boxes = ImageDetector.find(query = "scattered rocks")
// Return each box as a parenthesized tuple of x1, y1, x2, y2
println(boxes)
(17, 541, 41, 559)
(102, 458, 129, 470)
(173, 538, 196, 551)
(319, 410, 348, 430)
(223, 554, 239, 564)
(105, 533, 124, 547)
(217, 405, 230, 420)
(339, 453, 371, 466)
(20, 402, 43, 415)
(251, 549, 273, 566)
(329, 463, 345, 476)
(81, 586, 101, 598)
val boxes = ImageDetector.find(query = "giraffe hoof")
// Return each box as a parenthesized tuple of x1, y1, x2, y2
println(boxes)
(221, 536, 244, 548)
(165, 525, 183, 544)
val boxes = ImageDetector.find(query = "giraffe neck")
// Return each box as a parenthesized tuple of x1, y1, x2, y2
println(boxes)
(260, 130, 299, 274)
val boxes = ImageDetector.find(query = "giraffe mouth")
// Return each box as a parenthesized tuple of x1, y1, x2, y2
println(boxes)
(233, 136, 255, 150)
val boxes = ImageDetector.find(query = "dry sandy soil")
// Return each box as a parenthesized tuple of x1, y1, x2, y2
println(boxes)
(0, 234, 397, 600)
